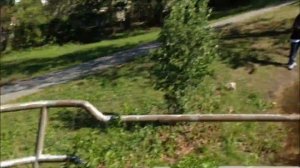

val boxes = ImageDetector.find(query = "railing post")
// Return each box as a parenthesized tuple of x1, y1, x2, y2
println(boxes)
(34, 107, 48, 168)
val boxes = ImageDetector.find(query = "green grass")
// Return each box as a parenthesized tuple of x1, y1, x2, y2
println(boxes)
(0, 57, 283, 167)
(0, 29, 160, 85)
(209, 0, 293, 22)
(0, 0, 293, 86)
(0, 0, 294, 85)
(1, 3, 299, 168)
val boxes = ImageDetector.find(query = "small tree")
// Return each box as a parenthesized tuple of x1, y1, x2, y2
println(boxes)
(151, 0, 219, 113)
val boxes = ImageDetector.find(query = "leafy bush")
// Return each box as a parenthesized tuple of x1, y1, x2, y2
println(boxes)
(47, 0, 112, 44)
(11, 0, 50, 49)
(10, 0, 113, 49)
(151, 0, 219, 113)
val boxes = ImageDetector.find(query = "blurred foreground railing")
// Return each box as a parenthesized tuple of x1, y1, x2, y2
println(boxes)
(1, 100, 299, 168)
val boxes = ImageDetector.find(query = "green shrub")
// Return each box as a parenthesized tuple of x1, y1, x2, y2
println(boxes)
(151, 0, 219, 113)
(12, 23, 47, 49)
(11, 0, 49, 49)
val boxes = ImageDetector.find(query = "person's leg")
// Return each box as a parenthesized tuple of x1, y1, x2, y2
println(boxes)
(288, 41, 300, 65)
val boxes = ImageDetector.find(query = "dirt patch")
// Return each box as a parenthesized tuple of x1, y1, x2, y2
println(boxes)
(275, 82, 300, 165)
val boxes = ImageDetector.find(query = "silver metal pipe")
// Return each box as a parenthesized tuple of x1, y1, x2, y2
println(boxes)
(120, 114, 300, 122)
(0, 100, 299, 168)
(34, 107, 48, 168)
(0, 100, 111, 122)
(1, 100, 299, 122)
(0, 155, 69, 168)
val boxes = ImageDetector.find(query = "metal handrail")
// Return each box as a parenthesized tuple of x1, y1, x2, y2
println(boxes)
(2, 100, 299, 122)
(0, 100, 111, 121)
(0, 100, 299, 168)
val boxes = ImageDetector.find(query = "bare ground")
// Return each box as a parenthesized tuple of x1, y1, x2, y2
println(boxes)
(275, 81, 300, 165)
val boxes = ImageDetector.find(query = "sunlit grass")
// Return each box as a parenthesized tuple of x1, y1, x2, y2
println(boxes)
(1, 3, 299, 167)
(0, 29, 160, 85)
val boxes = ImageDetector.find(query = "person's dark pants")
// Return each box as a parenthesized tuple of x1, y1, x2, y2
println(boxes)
(288, 41, 300, 65)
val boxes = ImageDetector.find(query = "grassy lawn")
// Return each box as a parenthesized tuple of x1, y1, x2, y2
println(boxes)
(209, 0, 294, 22)
(0, 29, 160, 85)
(0, 57, 283, 167)
(1, 2, 299, 167)
(0, 0, 293, 86)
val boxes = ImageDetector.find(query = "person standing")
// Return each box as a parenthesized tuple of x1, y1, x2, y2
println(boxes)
(288, 14, 300, 70)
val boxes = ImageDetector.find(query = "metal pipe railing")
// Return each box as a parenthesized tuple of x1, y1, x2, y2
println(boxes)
(0, 100, 299, 168)
(0, 155, 69, 168)
(1, 100, 299, 122)
(120, 113, 300, 122)
(0, 100, 111, 121)
(33, 107, 48, 168)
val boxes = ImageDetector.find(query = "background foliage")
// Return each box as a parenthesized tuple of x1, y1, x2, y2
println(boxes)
(1, 0, 289, 50)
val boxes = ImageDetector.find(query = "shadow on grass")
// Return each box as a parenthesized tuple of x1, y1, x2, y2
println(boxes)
(1, 43, 138, 82)
(52, 108, 109, 131)
(222, 29, 290, 40)
(110, 28, 157, 40)
(54, 107, 176, 131)
(220, 42, 287, 69)
(93, 57, 153, 82)
(209, 0, 293, 21)
(49, 58, 176, 130)
(219, 17, 291, 69)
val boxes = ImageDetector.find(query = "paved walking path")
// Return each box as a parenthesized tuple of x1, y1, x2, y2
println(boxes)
(0, 1, 296, 104)
(0, 43, 160, 103)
